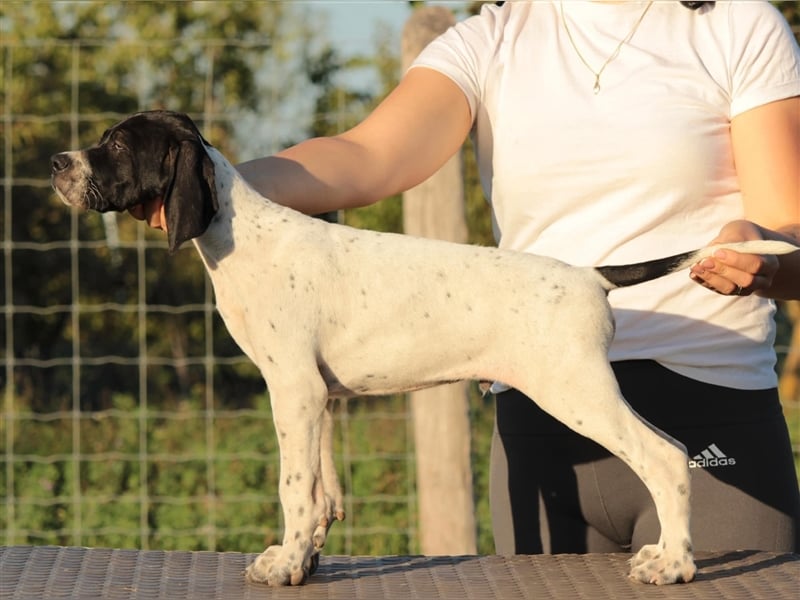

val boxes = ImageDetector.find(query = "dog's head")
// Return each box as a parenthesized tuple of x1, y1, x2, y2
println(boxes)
(51, 110, 219, 252)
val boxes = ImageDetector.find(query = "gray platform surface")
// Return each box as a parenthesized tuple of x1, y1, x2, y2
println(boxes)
(1, 546, 798, 599)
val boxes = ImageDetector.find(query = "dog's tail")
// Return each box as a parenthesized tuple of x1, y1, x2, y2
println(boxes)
(595, 240, 799, 290)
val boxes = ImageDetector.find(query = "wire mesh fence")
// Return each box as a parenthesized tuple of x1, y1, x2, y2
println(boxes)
(0, 5, 458, 556)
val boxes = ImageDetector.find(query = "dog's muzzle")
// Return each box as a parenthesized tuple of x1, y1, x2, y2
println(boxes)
(50, 151, 89, 208)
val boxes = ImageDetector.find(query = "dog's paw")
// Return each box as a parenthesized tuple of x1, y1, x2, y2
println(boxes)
(322, 479, 346, 525)
(332, 501, 346, 523)
(312, 506, 345, 551)
(628, 544, 696, 585)
(245, 544, 316, 586)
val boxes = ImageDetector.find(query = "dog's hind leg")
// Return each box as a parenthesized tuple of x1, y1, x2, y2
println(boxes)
(245, 374, 330, 586)
(517, 357, 696, 585)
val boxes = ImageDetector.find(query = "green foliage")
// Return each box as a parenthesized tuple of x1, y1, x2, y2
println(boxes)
(0, 390, 429, 553)
(774, 1, 799, 28)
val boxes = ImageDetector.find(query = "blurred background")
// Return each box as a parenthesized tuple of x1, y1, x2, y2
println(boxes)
(1, 1, 798, 557)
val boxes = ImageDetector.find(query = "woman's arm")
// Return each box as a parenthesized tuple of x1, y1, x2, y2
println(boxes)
(236, 67, 473, 215)
(690, 96, 800, 300)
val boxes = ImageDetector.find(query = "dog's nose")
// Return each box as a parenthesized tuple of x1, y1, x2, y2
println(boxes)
(51, 153, 71, 173)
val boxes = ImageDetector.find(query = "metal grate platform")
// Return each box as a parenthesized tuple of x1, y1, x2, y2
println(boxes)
(1, 546, 798, 599)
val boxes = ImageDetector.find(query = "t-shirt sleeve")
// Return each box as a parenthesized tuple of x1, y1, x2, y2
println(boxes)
(728, 1, 800, 117)
(408, 3, 507, 121)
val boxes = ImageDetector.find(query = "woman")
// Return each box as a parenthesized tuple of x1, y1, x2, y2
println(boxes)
(142, 1, 800, 553)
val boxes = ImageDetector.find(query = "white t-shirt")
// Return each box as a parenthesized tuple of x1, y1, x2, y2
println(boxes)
(412, 0, 800, 390)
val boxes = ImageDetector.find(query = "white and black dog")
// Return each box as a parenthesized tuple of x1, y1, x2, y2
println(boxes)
(51, 111, 797, 586)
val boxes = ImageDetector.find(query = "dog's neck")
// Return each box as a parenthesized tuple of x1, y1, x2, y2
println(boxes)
(192, 147, 298, 269)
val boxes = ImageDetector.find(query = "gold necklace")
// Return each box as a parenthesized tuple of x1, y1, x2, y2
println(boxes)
(560, 0, 654, 94)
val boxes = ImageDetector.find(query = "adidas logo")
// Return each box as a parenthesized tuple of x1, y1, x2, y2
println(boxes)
(688, 443, 736, 469)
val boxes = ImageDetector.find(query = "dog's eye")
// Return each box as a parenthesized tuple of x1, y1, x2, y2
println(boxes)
(110, 140, 125, 153)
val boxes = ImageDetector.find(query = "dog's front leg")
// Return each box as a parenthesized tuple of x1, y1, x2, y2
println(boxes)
(245, 379, 330, 586)
(321, 400, 345, 519)
(315, 400, 345, 552)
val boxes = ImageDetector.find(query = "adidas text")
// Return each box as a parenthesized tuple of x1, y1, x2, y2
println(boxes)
(688, 456, 736, 469)
(689, 443, 735, 469)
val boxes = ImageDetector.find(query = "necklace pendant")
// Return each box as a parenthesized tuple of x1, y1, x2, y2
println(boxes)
(560, 0, 655, 98)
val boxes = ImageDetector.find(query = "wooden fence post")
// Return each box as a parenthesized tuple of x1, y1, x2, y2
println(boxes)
(401, 6, 477, 555)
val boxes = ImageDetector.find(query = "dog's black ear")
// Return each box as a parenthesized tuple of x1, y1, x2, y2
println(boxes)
(163, 139, 219, 253)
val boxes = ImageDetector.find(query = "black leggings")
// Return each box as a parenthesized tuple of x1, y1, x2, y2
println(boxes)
(490, 360, 800, 554)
